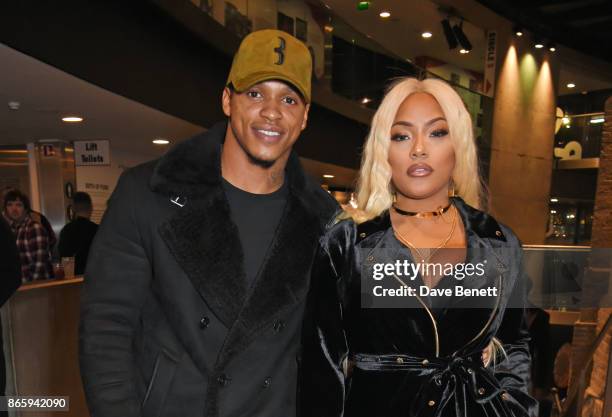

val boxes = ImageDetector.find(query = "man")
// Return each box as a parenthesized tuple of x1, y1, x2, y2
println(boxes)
(2, 190, 54, 282)
(79, 29, 338, 417)
(1, 186, 57, 250)
(58, 192, 98, 275)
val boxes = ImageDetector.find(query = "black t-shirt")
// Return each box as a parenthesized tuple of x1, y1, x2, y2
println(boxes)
(222, 178, 288, 286)
(58, 217, 99, 275)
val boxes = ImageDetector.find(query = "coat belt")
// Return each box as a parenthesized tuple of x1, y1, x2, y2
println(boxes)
(351, 353, 516, 417)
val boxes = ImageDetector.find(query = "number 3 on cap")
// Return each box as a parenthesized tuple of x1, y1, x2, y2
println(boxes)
(274, 37, 286, 65)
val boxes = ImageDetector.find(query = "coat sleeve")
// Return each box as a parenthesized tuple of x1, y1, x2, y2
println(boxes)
(79, 170, 151, 417)
(300, 221, 352, 417)
(493, 243, 538, 417)
(0, 219, 21, 307)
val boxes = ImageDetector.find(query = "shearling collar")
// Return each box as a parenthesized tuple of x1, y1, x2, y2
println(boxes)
(150, 120, 308, 198)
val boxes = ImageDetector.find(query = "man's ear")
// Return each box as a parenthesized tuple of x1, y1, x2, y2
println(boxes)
(222, 87, 232, 117)
(301, 103, 311, 131)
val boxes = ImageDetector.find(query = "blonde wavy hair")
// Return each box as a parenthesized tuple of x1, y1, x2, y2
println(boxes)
(350, 77, 485, 222)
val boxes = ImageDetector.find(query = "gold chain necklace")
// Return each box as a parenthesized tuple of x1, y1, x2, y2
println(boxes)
(393, 205, 457, 264)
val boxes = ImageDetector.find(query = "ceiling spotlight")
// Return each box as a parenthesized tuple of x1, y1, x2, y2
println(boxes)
(441, 19, 458, 49)
(62, 116, 83, 123)
(548, 43, 556, 52)
(361, 97, 372, 104)
(533, 36, 544, 48)
(323, 174, 335, 179)
(452, 21, 472, 52)
(460, 49, 470, 54)
(590, 117, 605, 124)
(421, 31, 433, 38)
(550, 198, 558, 202)
(513, 25, 523, 37)
(566, 83, 576, 88)
(152, 138, 170, 145)
(379, 11, 391, 18)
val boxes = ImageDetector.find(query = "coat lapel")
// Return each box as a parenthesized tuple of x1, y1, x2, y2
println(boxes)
(157, 188, 247, 328)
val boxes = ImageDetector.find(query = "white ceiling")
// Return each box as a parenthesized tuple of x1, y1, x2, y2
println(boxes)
(0, 43, 203, 158)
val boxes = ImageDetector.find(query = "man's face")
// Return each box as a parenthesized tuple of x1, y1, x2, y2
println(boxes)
(5, 200, 26, 222)
(222, 80, 310, 167)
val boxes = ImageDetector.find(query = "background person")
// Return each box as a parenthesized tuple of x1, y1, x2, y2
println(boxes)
(59, 192, 98, 276)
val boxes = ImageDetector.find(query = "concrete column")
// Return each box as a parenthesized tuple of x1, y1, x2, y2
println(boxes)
(487, 36, 557, 243)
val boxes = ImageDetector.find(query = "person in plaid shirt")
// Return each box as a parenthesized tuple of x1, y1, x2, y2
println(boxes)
(2, 190, 54, 282)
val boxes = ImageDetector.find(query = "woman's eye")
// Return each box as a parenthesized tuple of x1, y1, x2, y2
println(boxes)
(247, 91, 262, 99)
(391, 134, 410, 142)
(282, 96, 297, 105)
(431, 129, 449, 138)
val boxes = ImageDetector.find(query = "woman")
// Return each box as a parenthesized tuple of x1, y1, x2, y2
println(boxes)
(301, 78, 537, 417)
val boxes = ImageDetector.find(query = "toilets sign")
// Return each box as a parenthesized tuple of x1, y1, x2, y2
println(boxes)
(74, 140, 110, 166)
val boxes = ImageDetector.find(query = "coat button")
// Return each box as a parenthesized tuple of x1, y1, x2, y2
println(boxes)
(359, 232, 367, 238)
(199, 316, 210, 329)
(501, 392, 510, 401)
(421, 359, 429, 366)
(467, 368, 474, 374)
(273, 320, 285, 332)
(428, 400, 436, 407)
(367, 255, 375, 262)
(478, 387, 485, 395)
(263, 377, 272, 388)
(396, 357, 404, 364)
(217, 373, 231, 386)
(495, 230, 502, 237)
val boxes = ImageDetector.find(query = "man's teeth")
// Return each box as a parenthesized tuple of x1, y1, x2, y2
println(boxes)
(258, 129, 280, 137)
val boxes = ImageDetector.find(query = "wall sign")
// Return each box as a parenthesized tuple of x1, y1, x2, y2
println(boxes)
(74, 140, 111, 166)
(483, 31, 497, 98)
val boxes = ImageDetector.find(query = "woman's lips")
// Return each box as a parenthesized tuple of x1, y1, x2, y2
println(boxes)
(407, 163, 433, 177)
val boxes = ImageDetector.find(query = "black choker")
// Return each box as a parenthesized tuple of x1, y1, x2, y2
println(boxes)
(392, 202, 452, 218)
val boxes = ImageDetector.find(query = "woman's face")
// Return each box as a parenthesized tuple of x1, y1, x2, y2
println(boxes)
(388, 92, 455, 202)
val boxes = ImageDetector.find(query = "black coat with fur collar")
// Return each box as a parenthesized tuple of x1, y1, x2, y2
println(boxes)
(79, 122, 338, 417)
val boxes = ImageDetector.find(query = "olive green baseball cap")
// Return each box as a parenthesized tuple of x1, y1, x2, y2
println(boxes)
(226, 29, 312, 103)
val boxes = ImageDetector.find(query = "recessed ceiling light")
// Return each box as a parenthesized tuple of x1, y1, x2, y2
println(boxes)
(566, 83, 576, 88)
(459, 49, 470, 54)
(513, 25, 523, 37)
(548, 43, 556, 52)
(421, 32, 433, 39)
(323, 174, 335, 179)
(361, 97, 372, 104)
(379, 11, 391, 18)
(152, 138, 170, 145)
(590, 117, 605, 124)
(534, 43, 544, 49)
(550, 210, 557, 214)
(62, 116, 83, 123)
(550, 198, 558, 202)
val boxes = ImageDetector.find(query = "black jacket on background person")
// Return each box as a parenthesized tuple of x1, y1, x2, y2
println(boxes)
(79, 122, 338, 417)
(0, 215, 22, 417)
(0, 218, 21, 306)
(300, 197, 538, 417)
(58, 216, 98, 275)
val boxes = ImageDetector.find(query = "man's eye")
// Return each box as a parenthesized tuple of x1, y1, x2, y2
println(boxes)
(282, 96, 297, 105)
(431, 129, 449, 138)
(247, 91, 262, 99)
(391, 134, 410, 142)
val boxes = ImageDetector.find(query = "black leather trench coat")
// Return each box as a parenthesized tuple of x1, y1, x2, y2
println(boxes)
(300, 197, 538, 417)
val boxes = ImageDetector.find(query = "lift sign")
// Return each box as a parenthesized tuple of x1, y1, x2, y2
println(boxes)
(74, 140, 110, 166)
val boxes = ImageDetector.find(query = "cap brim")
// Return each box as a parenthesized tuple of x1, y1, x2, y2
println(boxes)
(231, 72, 310, 103)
